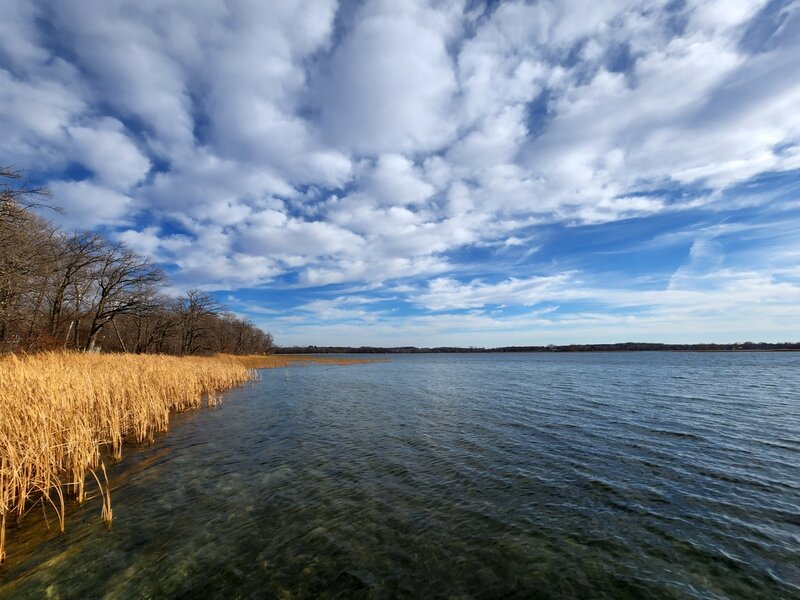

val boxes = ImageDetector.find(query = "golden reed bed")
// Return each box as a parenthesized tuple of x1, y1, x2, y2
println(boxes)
(0, 351, 374, 562)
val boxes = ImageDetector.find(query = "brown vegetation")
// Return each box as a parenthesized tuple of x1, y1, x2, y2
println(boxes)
(0, 351, 380, 562)
(0, 351, 256, 562)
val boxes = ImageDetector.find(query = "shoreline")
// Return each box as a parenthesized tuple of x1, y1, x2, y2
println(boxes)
(275, 345, 800, 354)
(0, 351, 373, 563)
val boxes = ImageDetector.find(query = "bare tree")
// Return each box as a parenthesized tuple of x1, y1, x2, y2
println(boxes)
(46, 232, 105, 339)
(0, 210, 58, 350)
(0, 168, 65, 350)
(176, 289, 219, 355)
(129, 295, 181, 354)
(1, 166, 54, 231)
(212, 312, 245, 354)
(1, 167, 276, 355)
(83, 244, 165, 351)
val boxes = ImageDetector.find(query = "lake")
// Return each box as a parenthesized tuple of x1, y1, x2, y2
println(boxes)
(1, 352, 799, 598)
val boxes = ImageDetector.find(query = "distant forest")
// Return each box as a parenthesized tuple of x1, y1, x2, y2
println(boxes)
(277, 342, 800, 354)
(0, 167, 274, 355)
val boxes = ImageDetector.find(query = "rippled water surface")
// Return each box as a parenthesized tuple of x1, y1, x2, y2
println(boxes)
(2, 352, 799, 598)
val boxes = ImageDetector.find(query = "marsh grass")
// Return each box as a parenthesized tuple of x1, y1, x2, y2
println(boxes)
(0, 351, 378, 562)
(0, 352, 258, 562)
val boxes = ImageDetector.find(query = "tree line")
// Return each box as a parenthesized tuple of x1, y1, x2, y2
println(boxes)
(0, 167, 274, 355)
(277, 341, 800, 354)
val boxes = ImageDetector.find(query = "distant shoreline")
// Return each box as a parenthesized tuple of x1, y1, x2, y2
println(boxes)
(276, 342, 800, 354)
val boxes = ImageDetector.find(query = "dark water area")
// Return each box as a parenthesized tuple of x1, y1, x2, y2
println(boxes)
(1, 352, 799, 598)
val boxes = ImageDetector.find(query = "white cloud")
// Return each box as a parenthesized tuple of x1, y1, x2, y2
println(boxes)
(0, 63, 86, 169)
(263, 260, 800, 345)
(238, 215, 365, 259)
(43, 1, 196, 152)
(301, 254, 451, 287)
(67, 119, 151, 189)
(117, 226, 166, 258)
(668, 238, 725, 290)
(365, 154, 436, 207)
(48, 180, 135, 228)
(3, 0, 800, 344)
(141, 148, 294, 220)
(318, 0, 459, 154)
(414, 274, 573, 311)
(0, 1, 49, 68)
(267, 296, 800, 347)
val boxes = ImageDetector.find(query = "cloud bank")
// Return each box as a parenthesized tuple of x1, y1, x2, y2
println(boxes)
(2, 0, 800, 344)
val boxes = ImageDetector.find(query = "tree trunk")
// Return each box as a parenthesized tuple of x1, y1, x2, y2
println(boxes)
(112, 319, 127, 352)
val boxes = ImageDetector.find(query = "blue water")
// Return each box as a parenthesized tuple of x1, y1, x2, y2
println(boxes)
(1, 352, 799, 598)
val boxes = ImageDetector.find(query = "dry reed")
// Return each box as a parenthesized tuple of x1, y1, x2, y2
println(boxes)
(0, 351, 378, 562)
(0, 351, 256, 562)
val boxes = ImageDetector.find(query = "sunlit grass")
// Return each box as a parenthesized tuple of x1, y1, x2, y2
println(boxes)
(0, 351, 378, 562)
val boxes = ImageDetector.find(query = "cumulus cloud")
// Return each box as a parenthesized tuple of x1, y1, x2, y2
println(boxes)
(2, 0, 800, 343)
(0, 62, 86, 169)
(317, 0, 460, 155)
(48, 180, 135, 228)
(67, 119, 151, 189)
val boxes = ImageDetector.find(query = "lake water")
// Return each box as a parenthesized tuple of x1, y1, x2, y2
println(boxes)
(1, 352, 799, 598)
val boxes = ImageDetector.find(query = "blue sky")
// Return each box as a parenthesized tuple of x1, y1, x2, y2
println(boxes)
(2, 0, 800, 346)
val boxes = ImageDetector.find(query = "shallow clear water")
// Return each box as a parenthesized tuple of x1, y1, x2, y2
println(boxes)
(1, 352, 799, 599)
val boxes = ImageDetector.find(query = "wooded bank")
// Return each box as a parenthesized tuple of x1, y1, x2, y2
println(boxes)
(1, 167, 273, 355)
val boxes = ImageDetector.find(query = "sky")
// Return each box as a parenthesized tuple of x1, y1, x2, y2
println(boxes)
(2, 0, 800, 346)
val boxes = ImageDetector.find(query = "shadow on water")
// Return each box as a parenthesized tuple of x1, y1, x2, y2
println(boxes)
(1, 353, 800, 598)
